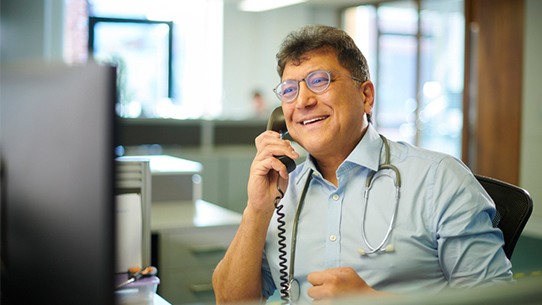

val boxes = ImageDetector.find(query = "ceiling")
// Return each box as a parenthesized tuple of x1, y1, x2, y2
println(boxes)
(224, 0, 391, 8)
(298, 0, 387, 5)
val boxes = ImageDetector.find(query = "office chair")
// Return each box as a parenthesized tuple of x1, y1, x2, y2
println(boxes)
(475, 174, 533, 259)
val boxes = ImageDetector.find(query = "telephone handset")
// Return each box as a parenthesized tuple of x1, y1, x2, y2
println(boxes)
(267, 106, 296, 173)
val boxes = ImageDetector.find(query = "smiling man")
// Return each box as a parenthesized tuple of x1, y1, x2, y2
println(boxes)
(212, 25, 513, 304)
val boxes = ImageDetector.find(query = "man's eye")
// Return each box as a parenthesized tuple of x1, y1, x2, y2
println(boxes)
(282, 84, 297, 95)
(309, 77, 328, 87)
(283, 87, 294, 94)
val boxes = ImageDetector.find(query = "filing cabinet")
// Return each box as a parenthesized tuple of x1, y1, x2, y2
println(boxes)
(151, 201, 241, 305)
(117, 155, 203, 203)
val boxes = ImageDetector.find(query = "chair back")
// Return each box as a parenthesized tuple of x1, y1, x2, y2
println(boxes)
(475, 174, 533, 259)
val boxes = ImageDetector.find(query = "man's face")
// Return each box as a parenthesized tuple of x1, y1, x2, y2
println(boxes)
(281, 49, 374, 161)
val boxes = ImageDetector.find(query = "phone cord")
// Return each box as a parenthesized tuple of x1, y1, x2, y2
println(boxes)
(274, 176, 289, 305)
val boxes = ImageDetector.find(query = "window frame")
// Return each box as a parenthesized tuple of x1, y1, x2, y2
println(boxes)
(88, 16, 174, 98)
(343, 0, 465, 158)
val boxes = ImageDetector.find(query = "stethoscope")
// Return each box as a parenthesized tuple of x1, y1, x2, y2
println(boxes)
(284, 135, 401, 303)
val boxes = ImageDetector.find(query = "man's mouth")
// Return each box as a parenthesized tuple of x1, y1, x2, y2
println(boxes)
(302, 116, 328, 125)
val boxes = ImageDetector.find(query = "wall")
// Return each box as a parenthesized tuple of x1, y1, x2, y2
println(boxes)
(520, 0, 542, 235)
(0, 0, 64, 63)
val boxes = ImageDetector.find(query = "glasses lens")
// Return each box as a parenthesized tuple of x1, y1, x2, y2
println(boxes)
(277, 81, 298, 102)
(306, 71, 330, 93)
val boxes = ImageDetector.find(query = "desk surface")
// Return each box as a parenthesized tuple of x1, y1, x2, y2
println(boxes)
(151, 200, 242, 232)
(154, 293, 171, 305)
(117, 155, 203, 175)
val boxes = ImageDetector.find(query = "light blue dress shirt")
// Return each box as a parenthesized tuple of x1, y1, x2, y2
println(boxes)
(261, 124, 513, 304)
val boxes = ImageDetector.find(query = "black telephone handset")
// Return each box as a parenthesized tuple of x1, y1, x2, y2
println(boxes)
(267, 107, 296, 174)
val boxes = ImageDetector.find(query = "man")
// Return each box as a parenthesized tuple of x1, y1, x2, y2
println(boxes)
(212, 25, 513, 304)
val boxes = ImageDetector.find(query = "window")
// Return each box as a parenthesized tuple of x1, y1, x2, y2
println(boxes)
(344, 0, 464, 158)
(89, 17, 173, 118)
(88, 0, 224, 119)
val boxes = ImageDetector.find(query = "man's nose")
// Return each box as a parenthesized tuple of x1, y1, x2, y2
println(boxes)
(295, 80, 317, 108)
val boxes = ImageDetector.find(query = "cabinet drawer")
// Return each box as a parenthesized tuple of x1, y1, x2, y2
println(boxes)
(161, 226, 238, 269)
(160, 268, 216, 305)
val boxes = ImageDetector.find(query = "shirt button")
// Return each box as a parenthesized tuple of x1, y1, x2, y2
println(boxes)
(332, 194, 340, 201)
(330, 235, 337, 241)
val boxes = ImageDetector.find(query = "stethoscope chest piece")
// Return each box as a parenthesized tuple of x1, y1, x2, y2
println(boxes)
(287, 279, 300, 303)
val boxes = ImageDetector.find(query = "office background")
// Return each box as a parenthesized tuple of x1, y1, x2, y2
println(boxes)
(1, 0, 541, 300)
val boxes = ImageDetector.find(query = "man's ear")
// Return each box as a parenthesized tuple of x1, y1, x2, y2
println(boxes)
(361, 81, 375, 115)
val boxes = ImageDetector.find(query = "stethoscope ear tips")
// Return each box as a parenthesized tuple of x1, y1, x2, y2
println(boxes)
(384, 244, 395, 252)
(357, 244, 395, 256)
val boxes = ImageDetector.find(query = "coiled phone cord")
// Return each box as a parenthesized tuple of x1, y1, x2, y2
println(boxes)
(274, 175, 289, 305)
(274, 170, 313, 304)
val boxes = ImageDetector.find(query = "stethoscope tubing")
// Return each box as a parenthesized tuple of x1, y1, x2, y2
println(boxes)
(360, 136, 401, 254)
(289, 169, 313, 280)
(285, 135, 400, 302)
(361, 173, 400, 253)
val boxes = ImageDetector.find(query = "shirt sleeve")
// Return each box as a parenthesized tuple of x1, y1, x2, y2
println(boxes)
(261, 249, 277, 298)
(433, 157, 514, 289)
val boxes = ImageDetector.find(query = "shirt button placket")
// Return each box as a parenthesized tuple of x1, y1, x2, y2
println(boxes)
(325, 191, 342, 268)
(330, 194, 340, 242)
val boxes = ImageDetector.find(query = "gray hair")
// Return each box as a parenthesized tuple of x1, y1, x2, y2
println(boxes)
(276, 25, 370, 83)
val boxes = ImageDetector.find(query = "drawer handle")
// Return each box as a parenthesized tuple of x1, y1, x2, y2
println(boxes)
(189, 283, 214, 293)
(190, 245, 227, 254)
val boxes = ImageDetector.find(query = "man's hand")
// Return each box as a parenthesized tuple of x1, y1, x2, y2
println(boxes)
(307, 267, 388, 302)
(213, 131, 298, 304)
(247, 130, 299, 214)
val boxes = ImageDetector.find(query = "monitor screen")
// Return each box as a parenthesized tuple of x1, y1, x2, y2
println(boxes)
(1, 62, 117, 304)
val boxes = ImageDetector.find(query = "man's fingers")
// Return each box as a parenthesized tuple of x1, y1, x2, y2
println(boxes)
(255, 131, 299, 162)
(307, 267, 371, 301)
(307, 284, 326, 301)
(307, 270, 326, 286)
(306, 270, 336, 300)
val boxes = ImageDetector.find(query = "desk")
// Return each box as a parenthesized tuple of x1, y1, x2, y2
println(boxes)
(151, 200, 242, 305)
(117, 155, 203, 202)
(118, 294, 171, 305)
(154, 294, 171, 305)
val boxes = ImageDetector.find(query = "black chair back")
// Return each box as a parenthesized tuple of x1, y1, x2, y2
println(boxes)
(475, 174, 533, 259)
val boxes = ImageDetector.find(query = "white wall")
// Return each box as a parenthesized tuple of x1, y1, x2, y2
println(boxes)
(520, 0, 542, 235)
(0, 0, 64, 63)
(221, 2, 340, 119)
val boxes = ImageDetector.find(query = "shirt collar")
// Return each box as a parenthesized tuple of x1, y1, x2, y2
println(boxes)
(295, 155, 319, 185)
(295, 124, 383, 184)
(342, 123, 382, 173)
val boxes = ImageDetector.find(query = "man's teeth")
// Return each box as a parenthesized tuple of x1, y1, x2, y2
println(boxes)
(303, 116, 327, 125)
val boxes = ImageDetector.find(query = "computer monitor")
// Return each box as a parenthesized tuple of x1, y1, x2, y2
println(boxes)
(0, 61, 117, 304)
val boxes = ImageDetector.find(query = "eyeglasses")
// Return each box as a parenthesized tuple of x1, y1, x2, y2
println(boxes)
(273, 70, 365, 103)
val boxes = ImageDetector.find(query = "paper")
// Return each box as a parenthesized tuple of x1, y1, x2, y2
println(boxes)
(115, 193, 142, 273)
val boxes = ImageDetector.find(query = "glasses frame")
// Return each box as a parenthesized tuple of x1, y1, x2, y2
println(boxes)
(273, 70, 365, 103)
